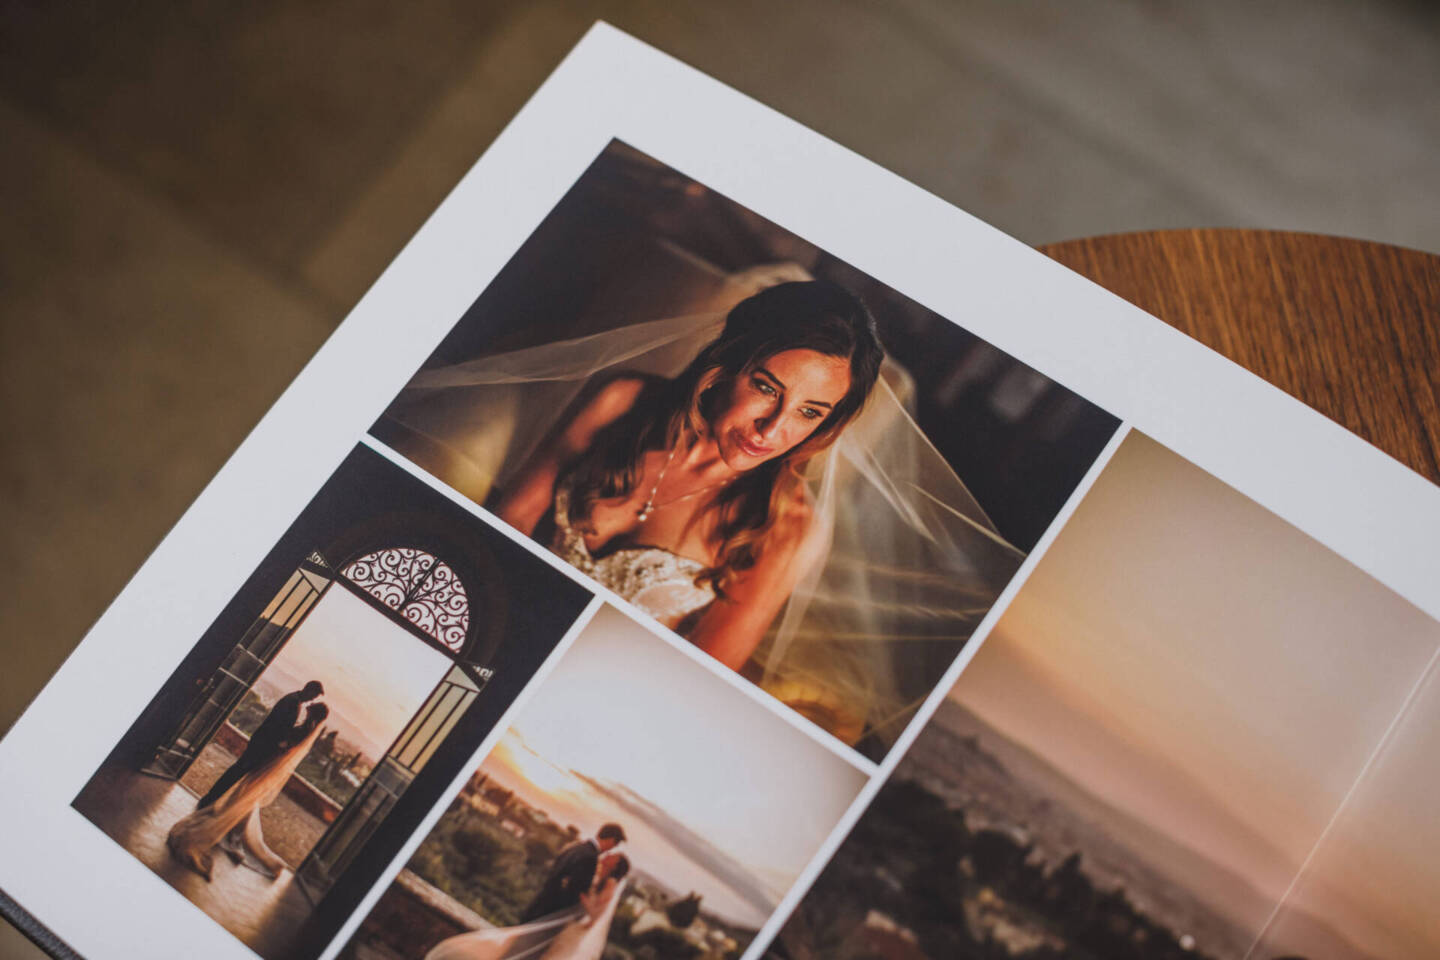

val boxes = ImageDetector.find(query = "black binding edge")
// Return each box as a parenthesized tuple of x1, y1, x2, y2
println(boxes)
(0, 887, 82, 960)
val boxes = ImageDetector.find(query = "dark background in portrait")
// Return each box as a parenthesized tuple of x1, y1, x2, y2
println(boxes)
(389, 141, 1119, 552)
(74, 444, 592, 960)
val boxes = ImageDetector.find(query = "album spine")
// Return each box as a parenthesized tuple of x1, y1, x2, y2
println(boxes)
(0, 888, 81, 960)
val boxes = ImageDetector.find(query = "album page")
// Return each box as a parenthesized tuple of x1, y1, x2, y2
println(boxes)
(1, 23, 1437, 960)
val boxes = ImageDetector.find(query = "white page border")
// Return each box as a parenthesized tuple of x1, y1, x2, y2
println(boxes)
(2, 21, 1438, 960)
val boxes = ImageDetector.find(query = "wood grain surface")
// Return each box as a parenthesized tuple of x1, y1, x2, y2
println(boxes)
(1040, 229, 1440, 486)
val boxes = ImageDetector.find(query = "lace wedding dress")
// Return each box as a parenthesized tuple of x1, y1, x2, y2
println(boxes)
(550, 481, 715, 629)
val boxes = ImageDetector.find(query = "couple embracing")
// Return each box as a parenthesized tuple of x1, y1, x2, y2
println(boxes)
(167, 681, 329, 880)
(426, 823, 631, 960)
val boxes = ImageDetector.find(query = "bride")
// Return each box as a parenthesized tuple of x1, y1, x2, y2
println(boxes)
(167, 702, 329, 880)
(424, 853, 631, 960)
(496, 280, 883, 669)
(379, 272, 1022, 749)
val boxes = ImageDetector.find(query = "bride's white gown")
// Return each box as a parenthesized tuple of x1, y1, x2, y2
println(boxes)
(166, 723, 325, 880)
(424, 879, 626, 960)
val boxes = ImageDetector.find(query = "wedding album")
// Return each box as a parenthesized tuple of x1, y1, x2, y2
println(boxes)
(2, 23, 1437, 960)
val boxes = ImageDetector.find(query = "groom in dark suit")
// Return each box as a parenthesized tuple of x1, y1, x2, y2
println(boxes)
(196, 680, 325, 809)
(520, 822, 626, 921)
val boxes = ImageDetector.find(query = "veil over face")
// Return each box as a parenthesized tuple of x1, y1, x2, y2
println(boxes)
(377, 266, 1023, 751)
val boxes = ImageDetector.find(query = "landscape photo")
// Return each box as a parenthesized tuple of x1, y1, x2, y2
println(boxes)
(342, 604, 868, 960)
(1247, 655, 1440, 960)
(768, 431, 1440, 960)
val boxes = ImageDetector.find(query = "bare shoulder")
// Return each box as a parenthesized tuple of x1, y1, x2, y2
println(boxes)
(588, 374, 650, 417)
(559, 374, 653, 451)
(573, 374, 650, 428)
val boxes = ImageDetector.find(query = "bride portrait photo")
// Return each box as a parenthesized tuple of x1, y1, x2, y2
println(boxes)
(340, 604, 868, 960)
(372, 140, 1119, 760)
(71, 446, 592, 960)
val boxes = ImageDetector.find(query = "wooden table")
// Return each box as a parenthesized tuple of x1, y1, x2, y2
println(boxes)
(1040, 229, 1440, 486)
(2, 232, 1438, 960)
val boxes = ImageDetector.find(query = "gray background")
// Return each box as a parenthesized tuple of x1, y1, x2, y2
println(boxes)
(2, 2, 1437, 955)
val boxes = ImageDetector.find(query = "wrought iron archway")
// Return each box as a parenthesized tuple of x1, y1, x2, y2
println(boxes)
(142, 542, 495, 902)
(339, 547, 472, 655)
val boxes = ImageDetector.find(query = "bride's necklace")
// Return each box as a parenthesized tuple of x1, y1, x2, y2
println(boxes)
(635, 446, 728, 523)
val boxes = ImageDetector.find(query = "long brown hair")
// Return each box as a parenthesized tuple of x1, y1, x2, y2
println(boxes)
(565, 281, 884, 595)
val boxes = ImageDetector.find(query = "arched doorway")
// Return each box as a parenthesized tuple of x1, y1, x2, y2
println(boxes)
(140, 539, 500, 902)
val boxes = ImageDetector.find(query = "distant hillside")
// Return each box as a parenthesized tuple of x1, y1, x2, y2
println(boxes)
(573, 772, 771, 930)
(905, 700, 1257, 958)
(907, 700, 1378, 960)
(251, 671, 384, 761)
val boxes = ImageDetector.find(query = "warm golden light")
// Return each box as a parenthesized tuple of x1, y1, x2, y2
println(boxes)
(473, 606, 866, 927)
(262, 586, 451, 758)
(953, 433, 1440, 959)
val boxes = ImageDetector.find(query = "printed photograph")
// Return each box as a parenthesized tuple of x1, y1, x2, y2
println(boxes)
(371, 139, 1120, 760)
(1248, 657, 1440, 960)
(767, 432, 1440, 960)
(72, 445, 593, 960)
(341, 604, 868, 960)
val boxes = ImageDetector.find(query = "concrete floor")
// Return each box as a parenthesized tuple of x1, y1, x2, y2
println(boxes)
(2, 2, 1438, 957)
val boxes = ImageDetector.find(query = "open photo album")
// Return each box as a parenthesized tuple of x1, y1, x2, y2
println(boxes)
(2, 23, 1438, 960)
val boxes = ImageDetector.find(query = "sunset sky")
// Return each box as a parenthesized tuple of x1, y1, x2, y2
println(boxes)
(1253, 662, 1440, 959)
(479, 605, 866, 928)
(953, 432, 1440, 959)
(263, 585, 451, 758)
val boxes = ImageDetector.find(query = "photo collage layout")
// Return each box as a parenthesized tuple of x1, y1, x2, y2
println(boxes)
(69, 140, 1440, 960)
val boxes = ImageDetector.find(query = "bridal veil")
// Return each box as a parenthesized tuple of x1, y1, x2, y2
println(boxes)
(423, 880, 626, 960)
(376, 266, 1023, 751)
